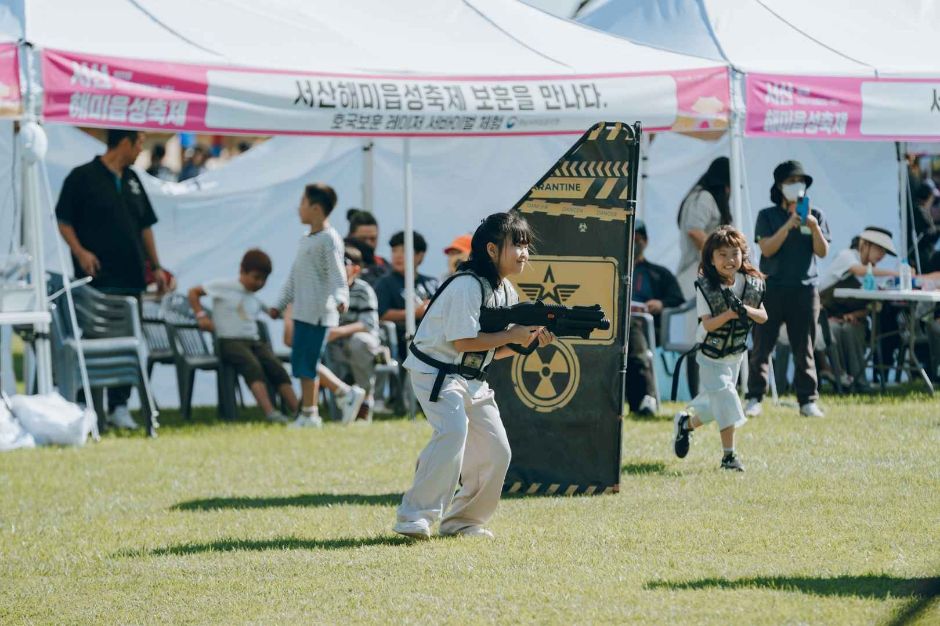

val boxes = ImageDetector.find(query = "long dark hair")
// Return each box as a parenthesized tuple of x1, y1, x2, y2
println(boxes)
(678, 157, 731, 227)
(699, 225, 763, 287)
(458, 212, 533, 287)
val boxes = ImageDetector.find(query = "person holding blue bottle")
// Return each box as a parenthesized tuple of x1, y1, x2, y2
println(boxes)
(746, 161, 830, 418)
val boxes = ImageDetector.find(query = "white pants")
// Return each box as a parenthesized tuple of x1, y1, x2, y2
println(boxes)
(396, 370, 512, 533)
(688, 352, 747, 431)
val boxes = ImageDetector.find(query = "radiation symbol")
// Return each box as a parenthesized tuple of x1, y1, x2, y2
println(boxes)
(511, 340, 580, 413)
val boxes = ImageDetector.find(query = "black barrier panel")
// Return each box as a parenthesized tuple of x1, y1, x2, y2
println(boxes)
(490, 121, 640, 496)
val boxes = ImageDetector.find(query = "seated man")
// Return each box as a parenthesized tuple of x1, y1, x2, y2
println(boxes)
(188, 249, 299, 423)
(326, 247, 387, 421)
(374, 230, 439, 362)
(628, 220, 684, 415)
(819, 227, 898, 392)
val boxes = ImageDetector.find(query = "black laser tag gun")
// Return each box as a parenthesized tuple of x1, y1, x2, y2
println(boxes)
(480, 300, 611, 355)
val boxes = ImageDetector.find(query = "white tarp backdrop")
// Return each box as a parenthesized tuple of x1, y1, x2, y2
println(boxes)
(2, 122, 896, 407)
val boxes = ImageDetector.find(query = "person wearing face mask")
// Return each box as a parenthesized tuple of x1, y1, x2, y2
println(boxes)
(745, 161, 830, 418)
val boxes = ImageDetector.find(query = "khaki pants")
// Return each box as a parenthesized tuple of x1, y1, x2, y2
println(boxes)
(326, 331, 383, 393)
(396, 371, 511, 534)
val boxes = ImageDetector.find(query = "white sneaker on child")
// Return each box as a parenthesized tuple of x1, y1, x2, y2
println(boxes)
(744, 399, 762, 417)
(107, 405, 139, 430)
(266, 411, 291, 424)
(289, 414, 323, 428)
(392, 519, 431, 540)
(799, 402, 825, 418)
(340, 385, 367, 425)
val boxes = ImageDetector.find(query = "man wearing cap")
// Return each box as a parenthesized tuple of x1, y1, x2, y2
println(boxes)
(746, 161, 830, 418)
(441, 233, 472, 281)
(628, 221, 685, 416)
(819, 227, 898, 392)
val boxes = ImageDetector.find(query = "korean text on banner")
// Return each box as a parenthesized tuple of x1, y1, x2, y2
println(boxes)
(42, 49, 729, 137)
(0, 44, 21, 118)
(746, 73, 940, 141)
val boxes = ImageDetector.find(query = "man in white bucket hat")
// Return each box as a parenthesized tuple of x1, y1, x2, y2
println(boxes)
(819, 227, 898, 392)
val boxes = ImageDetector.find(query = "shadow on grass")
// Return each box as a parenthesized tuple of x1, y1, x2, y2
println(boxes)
(118, 535, 413, 557)
(621, 461, 668, 475)
(172, 492, 402, 511)
(646, 574, 940, 600)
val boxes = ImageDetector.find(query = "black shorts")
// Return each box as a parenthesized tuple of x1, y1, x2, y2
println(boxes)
(218, 338, 291, 387)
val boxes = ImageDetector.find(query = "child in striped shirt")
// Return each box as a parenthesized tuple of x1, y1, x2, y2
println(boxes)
(272, 183, 366, 427)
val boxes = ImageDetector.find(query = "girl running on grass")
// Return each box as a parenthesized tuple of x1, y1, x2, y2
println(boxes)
(673, 225, 767, 471)
(394, 212, 554, 540)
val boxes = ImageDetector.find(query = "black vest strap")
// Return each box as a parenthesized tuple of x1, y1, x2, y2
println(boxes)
(409, 271, 493, 402)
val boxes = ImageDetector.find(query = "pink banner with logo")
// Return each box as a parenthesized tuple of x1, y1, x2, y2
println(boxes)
(42, 49, 729, 137)
(747, 73, 940, 140)
(0, 44, 21, 118)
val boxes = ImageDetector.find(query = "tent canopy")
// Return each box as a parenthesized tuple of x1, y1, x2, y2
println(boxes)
(9, 0, 729, 136)
(580, 0, 940, 140)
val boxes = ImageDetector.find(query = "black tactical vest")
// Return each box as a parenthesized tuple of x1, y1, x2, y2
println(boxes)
(695, 274, 765, 359)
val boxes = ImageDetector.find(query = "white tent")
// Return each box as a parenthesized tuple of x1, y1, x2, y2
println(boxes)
(579, 0, 938, 267)
(4, 0, 734, 403)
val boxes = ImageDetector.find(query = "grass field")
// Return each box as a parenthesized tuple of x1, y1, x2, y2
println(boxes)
(1, 394, 938, 625)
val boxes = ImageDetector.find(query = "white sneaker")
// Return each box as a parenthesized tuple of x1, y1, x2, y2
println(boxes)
(440, 526, 494, 539)
(266, 411, 291, 424)
(339, 385, 367, 425)
(637, 394, 658, 416)
(799, 402, 825, 418)
(744, 399, 762, 417)
(289, 414, 323, 428)
(392, 519, 431, 540)
(107, 405, 139, 430)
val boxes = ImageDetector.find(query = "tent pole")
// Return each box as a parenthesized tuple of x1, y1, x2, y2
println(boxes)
(898, 142, 918, 272)
(635, 132, 651, 220)
(19, 126, 52, 394)
(362, 139, 374, 214)
(18, 44, 54, 395)
(402, 138, 417, 420)
(729, 70, 748, 237)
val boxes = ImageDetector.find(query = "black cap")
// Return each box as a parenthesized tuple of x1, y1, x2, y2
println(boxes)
(773, 160, 813, 189)
(634, 219, 647, 238)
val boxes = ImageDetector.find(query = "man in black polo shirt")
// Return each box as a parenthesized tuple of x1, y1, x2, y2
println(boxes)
(56, 129, 168, 430)
(628, 220, 684, 416)
(746, 160, 830, 418)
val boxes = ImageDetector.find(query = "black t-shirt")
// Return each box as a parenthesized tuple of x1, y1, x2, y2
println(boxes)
(56, 157, 158, 291)
(754, 204, 831, 287)
(374, 270, 439, 354)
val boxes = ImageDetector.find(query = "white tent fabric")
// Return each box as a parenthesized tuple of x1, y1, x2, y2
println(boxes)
(14, 123, 896, 407)
(11, 0, 729, 136)
(580, 0, 940, 140)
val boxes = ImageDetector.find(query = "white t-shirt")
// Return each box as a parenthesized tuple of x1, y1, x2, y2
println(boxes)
(404, 274, 518, 376)
(204, 279, 264, 339)
(819, 248, 861, 292)
(695, 273, 746, 345)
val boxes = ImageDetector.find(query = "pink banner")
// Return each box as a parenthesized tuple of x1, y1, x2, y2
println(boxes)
(43, 49, 728, 137)
(0, 44, 21, 118)
(747, 73, 940, 140)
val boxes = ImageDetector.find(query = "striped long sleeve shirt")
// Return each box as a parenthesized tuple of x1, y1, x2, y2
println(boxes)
(276, 226, 349, 327)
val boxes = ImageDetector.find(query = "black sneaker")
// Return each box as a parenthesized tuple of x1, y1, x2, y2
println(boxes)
(673, 412, 692, 458)
(720, 452, 744, 472)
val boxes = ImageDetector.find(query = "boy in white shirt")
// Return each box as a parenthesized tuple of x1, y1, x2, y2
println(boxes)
(189, 249, 298, 423)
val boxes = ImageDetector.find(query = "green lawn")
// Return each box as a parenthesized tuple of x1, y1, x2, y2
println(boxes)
(1, 395, 938, 625)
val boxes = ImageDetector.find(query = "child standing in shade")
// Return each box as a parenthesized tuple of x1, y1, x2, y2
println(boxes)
(673, 226, 767, 471)
(271, 183, 366, 427)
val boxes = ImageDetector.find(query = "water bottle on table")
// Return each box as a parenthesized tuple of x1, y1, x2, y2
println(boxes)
(863, 263, 876, 291)
(899, 259, 913, 291)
